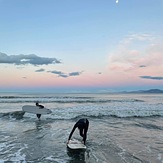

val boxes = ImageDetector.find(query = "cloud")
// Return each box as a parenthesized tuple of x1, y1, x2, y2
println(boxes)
(108, 33, 163, 73)
(48, 70, 64, 75)
(140, 76, 163, 80)
(59, 74, 69, 78)
(48, 70, 83, 78)
(139, 65, 146, 68)
(48, 70, 68, 78)
(125, 33, 153, 42)
(69, 71, 82, 76)
(35, 68, 45, 72)
(0, 52, 61, 65)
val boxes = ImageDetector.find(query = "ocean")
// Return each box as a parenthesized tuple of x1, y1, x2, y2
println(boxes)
(0, 92, 163, 163)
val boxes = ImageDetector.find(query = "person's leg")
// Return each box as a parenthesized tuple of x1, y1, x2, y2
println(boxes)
(79, 128, 84, 137)
(36, 114, 41, 120)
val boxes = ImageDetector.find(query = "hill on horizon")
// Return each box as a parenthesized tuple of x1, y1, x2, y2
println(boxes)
(126, 89, 163, 93)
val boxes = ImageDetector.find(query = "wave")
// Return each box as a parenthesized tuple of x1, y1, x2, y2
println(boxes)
(0, 111, 25, 120)
(0, 96, 92, 99)
(134, 123, 163, 130)
(1, 111, 162, 121)
(0, 95, 144, 103)
(1, 104, 162, 121)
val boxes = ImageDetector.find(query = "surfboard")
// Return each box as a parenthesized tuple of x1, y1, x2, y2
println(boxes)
(67, 139, 86, 150)
(22, 105, 52, 115)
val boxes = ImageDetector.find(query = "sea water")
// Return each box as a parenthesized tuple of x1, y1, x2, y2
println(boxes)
(0, 93, 163, 163)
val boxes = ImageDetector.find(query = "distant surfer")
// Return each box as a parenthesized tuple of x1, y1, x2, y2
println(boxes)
(67, 118, 89, 145)
(35, 102, 44, 121)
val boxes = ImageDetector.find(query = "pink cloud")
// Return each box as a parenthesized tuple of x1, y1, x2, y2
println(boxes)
(108, 33, 163, 77)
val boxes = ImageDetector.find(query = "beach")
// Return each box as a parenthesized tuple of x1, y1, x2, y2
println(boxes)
(0, 93, 163, 163)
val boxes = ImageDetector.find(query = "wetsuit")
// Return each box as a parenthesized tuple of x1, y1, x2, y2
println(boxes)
(35, 102, 44, 120)
(68, 118, 89, 145)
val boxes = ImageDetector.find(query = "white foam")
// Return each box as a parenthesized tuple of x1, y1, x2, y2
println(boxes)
(45, 156, 67, 163)
(157, 153, 163, 162)
(6, 144, 28, 162)
(39, 101, 163, 120)
(0, 159, 7, 163)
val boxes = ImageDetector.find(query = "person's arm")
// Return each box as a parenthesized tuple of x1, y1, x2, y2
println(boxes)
(68, 124, 77, 142)
(36, 102, 44, 108)
(39, 104, 44, 108)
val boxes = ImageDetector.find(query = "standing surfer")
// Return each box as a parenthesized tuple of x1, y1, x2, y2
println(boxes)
(35, 102, 44, 121)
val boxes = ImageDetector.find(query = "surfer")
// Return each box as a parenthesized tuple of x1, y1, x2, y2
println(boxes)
(35, 102, 44, 121)
(67, 118, 89, 145)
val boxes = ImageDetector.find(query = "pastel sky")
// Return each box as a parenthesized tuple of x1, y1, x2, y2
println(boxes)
(0, 0, 163, 92)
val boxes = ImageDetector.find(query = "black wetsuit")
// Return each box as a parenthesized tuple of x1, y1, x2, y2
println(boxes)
(68, 118, 89, 145)
(35, 102, 44, 120)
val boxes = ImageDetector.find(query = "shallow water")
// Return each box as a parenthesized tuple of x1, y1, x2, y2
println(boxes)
(0, 93, 163, 163)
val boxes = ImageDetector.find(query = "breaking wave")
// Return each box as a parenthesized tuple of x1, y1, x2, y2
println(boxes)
(1, 104, 163, 120)
(0, 95, 144, 103)
(0, 111, 25, 120)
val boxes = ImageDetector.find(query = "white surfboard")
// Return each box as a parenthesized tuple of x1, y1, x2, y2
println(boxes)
(67, 139, 86, 150)
(22, 105, 52, 115)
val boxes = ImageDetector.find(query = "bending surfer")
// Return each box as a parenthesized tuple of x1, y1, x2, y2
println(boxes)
(35, 102, 44, 121)
(67, 118, 89, 145)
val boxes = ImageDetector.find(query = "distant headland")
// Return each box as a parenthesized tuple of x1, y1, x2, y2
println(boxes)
(122, 89, 163, 94)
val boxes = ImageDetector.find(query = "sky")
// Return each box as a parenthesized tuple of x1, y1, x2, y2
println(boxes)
(0, 0, 163, 93)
